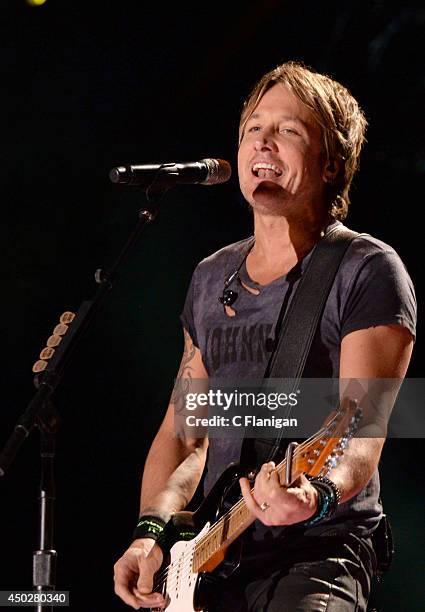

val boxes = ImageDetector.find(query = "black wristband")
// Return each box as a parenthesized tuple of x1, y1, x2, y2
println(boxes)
(302, 476, 341, 527)
(156, 515, 197, 557)
(132, 515, 166, 542)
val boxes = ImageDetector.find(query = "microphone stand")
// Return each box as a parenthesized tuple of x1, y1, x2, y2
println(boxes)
(0, 178, 169, 610)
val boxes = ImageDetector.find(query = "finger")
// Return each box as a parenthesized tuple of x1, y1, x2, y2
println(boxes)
(113, 567, 142, 609)
(114, 586, 141, 610)
(134, 574, 166, 608)
(259, 461, 276, 480)
(134, 588, 166, 609)
(269, 469, 282, 488)
(297, 473, 310, 486)
(136, 576, 153, 594)
(260, 461, 275, 473)
(139, 571, 166, 600)
(239, 477, 261, 516)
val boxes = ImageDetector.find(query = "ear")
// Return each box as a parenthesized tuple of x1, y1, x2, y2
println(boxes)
(322, 158, 340, 183)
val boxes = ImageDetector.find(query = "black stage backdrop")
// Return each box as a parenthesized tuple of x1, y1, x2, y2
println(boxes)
(1, 1, 424, 610)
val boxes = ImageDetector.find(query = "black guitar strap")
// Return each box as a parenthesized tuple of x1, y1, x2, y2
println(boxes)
(240, 224, 362, 471)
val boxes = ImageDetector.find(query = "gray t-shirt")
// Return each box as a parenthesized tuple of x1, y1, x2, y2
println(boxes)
(180, 222, 416, 539)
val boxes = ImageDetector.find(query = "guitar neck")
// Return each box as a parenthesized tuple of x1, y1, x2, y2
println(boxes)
(192, 457, 297, 572)
(191, 401, 360, 573)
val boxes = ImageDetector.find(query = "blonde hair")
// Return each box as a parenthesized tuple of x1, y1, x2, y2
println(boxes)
(239, 61, 368, 220)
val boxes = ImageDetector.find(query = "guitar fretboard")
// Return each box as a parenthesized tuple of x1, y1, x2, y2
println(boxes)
(190, 405, 352, 574)
(192, 459, 291, 572)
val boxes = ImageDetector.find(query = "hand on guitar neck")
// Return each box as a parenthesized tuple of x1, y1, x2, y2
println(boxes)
(239, 463, 319, 527)
(113, 400, 361, 611)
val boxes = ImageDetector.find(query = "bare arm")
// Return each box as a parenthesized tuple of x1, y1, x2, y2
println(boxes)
(114, 328, 209, 609)
(139, 328, 209, 522)
(240, 324, 414, 525)
(328, 323, 414, 502)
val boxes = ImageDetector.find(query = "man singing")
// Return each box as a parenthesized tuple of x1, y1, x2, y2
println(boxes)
(113, 61, 416, 611)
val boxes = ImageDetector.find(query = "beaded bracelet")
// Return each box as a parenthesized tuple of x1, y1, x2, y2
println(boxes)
(302, 476, 341, 528)
(314, 475, 341, 511)
(132, 515, 166, 542)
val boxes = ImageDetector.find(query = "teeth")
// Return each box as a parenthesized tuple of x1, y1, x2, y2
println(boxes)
(252, 162, 282, 176)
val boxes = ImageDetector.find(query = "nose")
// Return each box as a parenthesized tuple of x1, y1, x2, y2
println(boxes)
(254, 129, 278, 152)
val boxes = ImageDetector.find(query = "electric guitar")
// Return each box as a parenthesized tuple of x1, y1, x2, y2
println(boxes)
(149, 398, 362, 611)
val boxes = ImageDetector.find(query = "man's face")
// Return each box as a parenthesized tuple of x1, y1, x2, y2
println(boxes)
(238, 83, 330, 219)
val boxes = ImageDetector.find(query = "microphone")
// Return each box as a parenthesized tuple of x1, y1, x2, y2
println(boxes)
(109, 158, 231, 188)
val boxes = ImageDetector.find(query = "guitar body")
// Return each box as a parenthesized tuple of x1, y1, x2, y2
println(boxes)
(151, 463, 243, 611)
(149, 400, 361, 611)
(156, 522, 209, 612)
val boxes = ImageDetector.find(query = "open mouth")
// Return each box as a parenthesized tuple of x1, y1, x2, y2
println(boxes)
(252, 162, 283, 179)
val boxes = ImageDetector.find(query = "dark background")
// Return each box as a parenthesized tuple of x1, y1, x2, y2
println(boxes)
(1, 1, 424, 610)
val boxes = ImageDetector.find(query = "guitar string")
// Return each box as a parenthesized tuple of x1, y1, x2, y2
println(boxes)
(153, 450, 340, 596)
(161, 423, 357, 600)
(166, 418, 358, 594)
(151, 424, 337, 592)
(151, 416, 345, 594)
(152, 407, 354, 594)
(153, 457, 308, 595)
(152, 447, 295, 591)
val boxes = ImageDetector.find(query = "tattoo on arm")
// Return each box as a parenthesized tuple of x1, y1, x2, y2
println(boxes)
(171, 329, 196, 414)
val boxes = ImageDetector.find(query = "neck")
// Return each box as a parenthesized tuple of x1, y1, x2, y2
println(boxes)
(251, 212, 329, 267)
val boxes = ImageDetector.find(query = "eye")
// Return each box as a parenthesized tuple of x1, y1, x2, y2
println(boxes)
(247, 125, 261, 133)
(281, 127, 298, 135)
